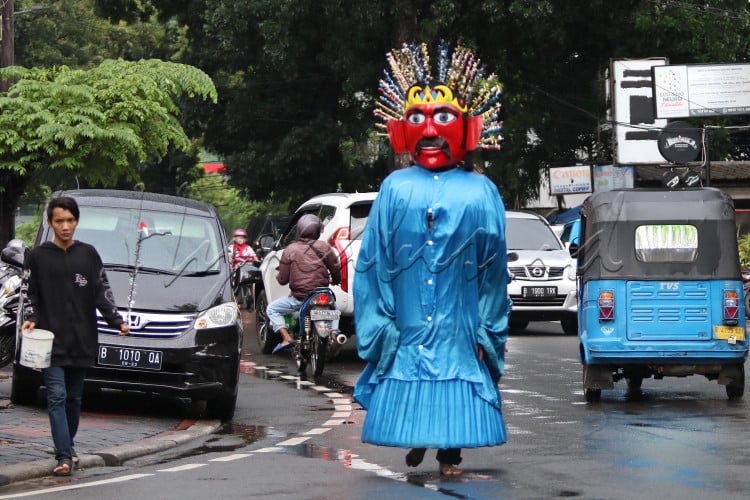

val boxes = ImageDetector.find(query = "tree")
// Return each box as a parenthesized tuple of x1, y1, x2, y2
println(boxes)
(0, 58, 217, 246)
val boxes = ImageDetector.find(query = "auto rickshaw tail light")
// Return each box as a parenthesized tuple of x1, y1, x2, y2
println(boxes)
(598, 291, 614, 321)
(723, 289, 739, 325)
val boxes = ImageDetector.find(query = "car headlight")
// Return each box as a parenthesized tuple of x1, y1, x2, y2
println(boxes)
(195, 303, 238, 329)
(567, 260, 577, 280)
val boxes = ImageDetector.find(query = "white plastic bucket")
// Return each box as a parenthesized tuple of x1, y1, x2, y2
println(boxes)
(19, 329, 55, 369)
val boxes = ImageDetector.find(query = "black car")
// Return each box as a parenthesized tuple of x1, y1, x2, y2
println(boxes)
(9, 189, 242, 420)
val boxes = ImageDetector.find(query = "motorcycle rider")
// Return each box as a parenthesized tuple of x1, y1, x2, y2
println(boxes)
(227, 228, 256, 270)
(266, 214, 341, 354)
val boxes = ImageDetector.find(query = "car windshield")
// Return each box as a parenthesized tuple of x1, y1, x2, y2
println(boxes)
(60, 206, 224, 274)
(506, 217, 563, 251)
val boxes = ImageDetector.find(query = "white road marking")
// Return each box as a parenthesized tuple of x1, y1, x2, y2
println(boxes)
(157, 463, 208, 472)
(254, 446, 284, 453)
(331, 398, 351, 405)
(324, 392, 345, 398)
(334, 404, 352, 411)
(0, 474, 155, 499)
(209, 453, 253, 462)
(331, 411, 350, 418)
(276, 437, 310, 446)
(303, 428, 331, 435)
(323, 419, 347, 426)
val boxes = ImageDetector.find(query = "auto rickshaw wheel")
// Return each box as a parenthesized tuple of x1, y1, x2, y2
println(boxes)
(582, 364, 602, 402)
(584, 388, 601, 402)
(627, 377, 643, 391)
(726, 365, 745, 400)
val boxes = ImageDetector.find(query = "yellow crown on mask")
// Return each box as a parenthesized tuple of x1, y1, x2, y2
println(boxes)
(405, 84, 467, 113)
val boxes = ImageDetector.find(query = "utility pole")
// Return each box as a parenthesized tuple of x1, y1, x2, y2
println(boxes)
(0, 0, 14, 92)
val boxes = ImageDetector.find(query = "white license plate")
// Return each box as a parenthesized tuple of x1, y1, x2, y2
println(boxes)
(522, 286, 557, 298)
(97, 345, 163, 370)
(310, 309, 340, 321)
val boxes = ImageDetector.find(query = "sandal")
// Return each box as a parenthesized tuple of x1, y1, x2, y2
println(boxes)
(439, 462, 463, 477)
(53, 458, 72, 476)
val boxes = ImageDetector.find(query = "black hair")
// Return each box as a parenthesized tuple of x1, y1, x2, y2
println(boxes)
(46, 196, 80, 222)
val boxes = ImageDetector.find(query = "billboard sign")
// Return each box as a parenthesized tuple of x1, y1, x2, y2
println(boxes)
(653, 63, 750, 119)
(611, 58, 668, 165)
(549, 166, 592, 195)
(593, 165, 634, 192)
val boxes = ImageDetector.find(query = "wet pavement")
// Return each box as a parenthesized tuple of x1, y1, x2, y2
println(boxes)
(0, 368, 220, 486)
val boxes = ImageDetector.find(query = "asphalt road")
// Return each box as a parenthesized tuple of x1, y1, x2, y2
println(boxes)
(2, 318, 749, 499)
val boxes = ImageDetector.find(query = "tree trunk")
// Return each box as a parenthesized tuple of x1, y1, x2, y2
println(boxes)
(0, 0, 14, 92)
(0, 171, 28, 248)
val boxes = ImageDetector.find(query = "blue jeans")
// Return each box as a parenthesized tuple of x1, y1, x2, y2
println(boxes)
(43, 366, 86, 461)
(267, 295, 304, 334)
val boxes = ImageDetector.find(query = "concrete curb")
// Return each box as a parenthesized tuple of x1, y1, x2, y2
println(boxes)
(0, 419, 221, 486)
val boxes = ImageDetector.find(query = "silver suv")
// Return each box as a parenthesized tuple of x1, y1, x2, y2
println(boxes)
(506, 211, 578, 334)
(255, 192, 377, 353)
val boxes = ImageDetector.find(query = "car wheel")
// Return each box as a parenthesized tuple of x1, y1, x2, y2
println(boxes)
(10, 365, 40, 406)
(726, 365, 745, 400)
(745, 290, 750, 319)
(205, 390, 238, 421)
(0, 332, 14, 368)
(509, 320, 529, 331)
(561, 316, 578, 336)
(255, 291, 278, 354)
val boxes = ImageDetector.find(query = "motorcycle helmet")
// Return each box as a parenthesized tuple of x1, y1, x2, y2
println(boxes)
(233, 229, 248, 238)
(297, 214, 322, 238)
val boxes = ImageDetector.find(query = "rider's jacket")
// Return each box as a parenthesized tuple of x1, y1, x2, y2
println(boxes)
(276, 237, 341, 299)
(228, 242, 256, 269)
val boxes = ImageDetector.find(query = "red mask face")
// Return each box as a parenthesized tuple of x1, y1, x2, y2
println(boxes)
(386, 85, 483, 170)
(401, 103, 468, 169)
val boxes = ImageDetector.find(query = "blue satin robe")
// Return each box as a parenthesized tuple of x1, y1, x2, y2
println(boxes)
(353, 165, 510, 449)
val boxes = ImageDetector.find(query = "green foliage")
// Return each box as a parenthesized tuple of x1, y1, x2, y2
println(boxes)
(0, 58, 217, 244)
(14, 217, 40, 247)
(739, 233, 750, 268)
(185, 174, 284, 234)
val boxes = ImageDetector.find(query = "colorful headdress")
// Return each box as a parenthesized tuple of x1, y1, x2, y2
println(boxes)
(375, 41, 504, 150)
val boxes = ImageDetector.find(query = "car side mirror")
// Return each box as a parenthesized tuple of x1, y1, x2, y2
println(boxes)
(569, 242, 579, 259)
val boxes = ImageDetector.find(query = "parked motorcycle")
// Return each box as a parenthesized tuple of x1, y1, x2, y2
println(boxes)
(232, 260, 261, 310)
(0, 241, 27, 368)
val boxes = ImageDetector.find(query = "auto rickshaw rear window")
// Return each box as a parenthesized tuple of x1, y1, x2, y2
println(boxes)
(634, 224, 698, 263)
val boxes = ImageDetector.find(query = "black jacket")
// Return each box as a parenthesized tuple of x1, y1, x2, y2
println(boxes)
(23, 241, 123, 367)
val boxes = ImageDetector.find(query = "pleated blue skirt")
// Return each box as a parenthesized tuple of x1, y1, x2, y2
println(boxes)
(361, 378, 507, 449)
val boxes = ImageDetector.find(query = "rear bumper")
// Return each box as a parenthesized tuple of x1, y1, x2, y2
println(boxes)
(583, 339, 748, 366)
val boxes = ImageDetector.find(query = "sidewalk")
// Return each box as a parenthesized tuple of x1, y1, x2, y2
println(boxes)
(0, 370, 221, 486)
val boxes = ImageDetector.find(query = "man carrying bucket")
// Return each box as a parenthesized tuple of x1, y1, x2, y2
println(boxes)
(21, 196, 129, 476)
